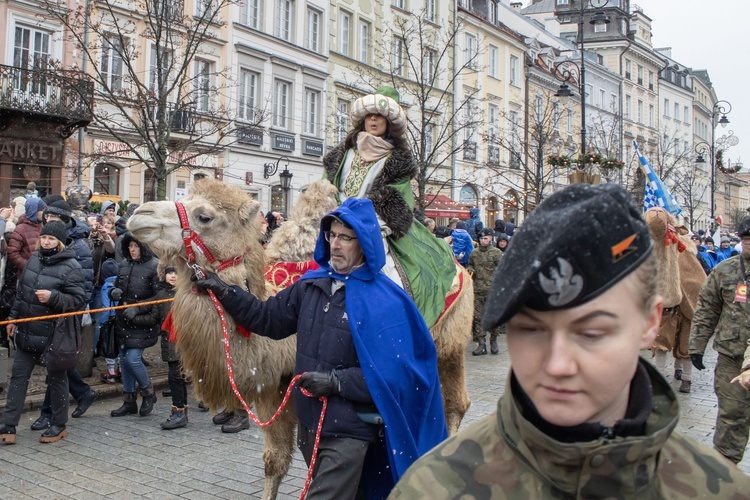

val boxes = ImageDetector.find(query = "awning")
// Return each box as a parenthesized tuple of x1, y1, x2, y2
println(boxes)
(423, 194, 471, 219)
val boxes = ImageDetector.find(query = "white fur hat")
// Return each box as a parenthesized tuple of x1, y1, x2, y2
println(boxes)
(350, 85, 407, 139)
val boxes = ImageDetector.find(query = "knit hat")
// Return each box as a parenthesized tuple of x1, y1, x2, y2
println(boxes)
(101, 258, 119, 279)
(164, 266, 177, 275)
(350, 85, 407, 139)
(40, 221, 68, 244)
(720, 236, 731, 243)
(455, 221, 467, 231)
(45, 199, 72, 224)
(704, 236, 714, 244)
(483, 183, 653, 330)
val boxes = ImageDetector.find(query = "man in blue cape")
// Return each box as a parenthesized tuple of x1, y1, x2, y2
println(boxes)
(194, 197, 447, 499)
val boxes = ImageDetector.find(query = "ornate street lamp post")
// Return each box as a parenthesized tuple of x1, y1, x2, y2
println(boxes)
(694, 100, 732, 232)
(263, 156, 294, 214)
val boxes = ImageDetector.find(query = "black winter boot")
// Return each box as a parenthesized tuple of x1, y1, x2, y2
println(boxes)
(490, 338, 499, 355)
(161, 406, 188, 430)
(139, 385, 157, 416)
(111, 392, 138, 417)
(472, 342, 487, 356)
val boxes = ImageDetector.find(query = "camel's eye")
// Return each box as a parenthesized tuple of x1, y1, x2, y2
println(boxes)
(198, 214, 212, 224)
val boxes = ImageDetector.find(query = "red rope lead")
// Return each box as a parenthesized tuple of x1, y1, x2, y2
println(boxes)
(207, 288, 325, 500)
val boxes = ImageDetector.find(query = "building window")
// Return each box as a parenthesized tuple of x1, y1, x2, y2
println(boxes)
(553, 102, 560, 130)
(196, 0, 214, 18)
(336, 99, 349, 144)
(305, 8, 321, 52)
(239, 69, 258, 122)
(610, 93, 617, 112)
(424, 123, 434, 153)
(425, 0, 436, 21)
(339, 11, 350, 55)
(273, 79, 290, 129)
(488, 44, 498, 78)
(684, 106, 689, 123)
(637, 99, 643, 123)
(649, 104, 654, 127)
(358, 21, 370, 63)
(101, 36, 124, 92)
(637, 65, 643, 85)
(275, 0, 293, 41)
(624, 59, 631, 80)
(534, 95, 543, 122)
(304, 88, 319, 136)
(240, 0, 261, 28)
(464, 34, 476, 69)
(194, 59, 211, 112)
(488, 104, 499, 142)
(674, 102, 680, 121)
(567, 108, 573, 135)
(663, 98, 670, 117)
(143, 168, 158, 203)
(94, 164, 120, 196)
(624, 94, 631, 119)
(510, 55, 518, 86)
(392, 0, 405, 9)
(599, 89, 605, 108)
(488, 0, 498, 23)
(149, 45, 171, 91)
(392, 37, 405, 76)
(424, 48, 436, 82)
(13, 25, 52, 93)
(648, 71, 654, 90)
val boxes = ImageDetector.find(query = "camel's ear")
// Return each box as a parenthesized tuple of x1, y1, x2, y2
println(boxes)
(676, 225, 689, 236)
(239, 199, 261, 224)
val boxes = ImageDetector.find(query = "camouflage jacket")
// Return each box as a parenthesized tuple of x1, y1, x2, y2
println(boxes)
(689, 253, 750, 357)
(390, 360, 750, 499)
(467, 245, 502, 296)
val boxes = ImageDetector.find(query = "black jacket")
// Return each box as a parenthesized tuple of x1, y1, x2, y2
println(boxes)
(152, 283, 177, 362)
(222, 277, 378, 442)
(67, 221, 94, 303)
(10, 247, 86, 353)
(114, 234, 160, 349)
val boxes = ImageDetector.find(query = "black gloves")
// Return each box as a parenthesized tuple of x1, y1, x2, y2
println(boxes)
(690, 353, 706, 371)
(193, 271, 230, 299)
(122, 306, 139, 321)
(299, 370, 341, 398)
(109, 287, 123, 302)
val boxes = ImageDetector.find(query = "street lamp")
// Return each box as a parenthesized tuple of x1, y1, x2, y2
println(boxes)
(694, 100, 732, 232)
(263, 156, 294, 214)
(554, 0, 610, 158)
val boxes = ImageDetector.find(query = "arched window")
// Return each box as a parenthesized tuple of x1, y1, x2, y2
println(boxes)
(486, 196, 499, 227)
(193, 173, 208, 182)
(503, 189, 519, 222)
(459, 185, 478, 206)
(94, 163, 120, 195)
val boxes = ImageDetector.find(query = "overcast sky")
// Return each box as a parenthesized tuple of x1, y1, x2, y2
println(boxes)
(634, 0, 747, 167)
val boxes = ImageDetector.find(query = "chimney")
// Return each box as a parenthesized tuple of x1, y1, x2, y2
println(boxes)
(510, 2, 522, 11)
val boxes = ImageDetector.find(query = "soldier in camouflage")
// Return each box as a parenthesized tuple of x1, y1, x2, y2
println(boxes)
(689, 215, 750, 464)
(391, 184, 750, 499)
(467, 227, 503, 356)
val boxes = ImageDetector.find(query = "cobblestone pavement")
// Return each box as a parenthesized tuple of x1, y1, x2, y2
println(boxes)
(0, 338, 747, 498)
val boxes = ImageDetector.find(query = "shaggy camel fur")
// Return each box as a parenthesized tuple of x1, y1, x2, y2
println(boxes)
(267, 180, 473, 435)
(128, 179, 472, 498)
(645, 208, 706, 370)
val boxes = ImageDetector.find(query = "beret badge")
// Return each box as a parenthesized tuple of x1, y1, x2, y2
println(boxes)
(538, 257, 583, 307)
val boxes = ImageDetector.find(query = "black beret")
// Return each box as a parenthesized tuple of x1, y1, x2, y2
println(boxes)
(738, 216, 750, 238)
(482, 183, 653, 330)
(478, 228, 494, 238)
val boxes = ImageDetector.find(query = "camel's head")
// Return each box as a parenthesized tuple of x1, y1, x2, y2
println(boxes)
(644, 207, 672, 242)
(290, 180, 339, 224)
(128, 179, 262, 265)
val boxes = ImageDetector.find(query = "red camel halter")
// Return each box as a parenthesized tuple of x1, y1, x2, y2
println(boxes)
(174, 200, 325, 499)
(175, 201, 246, 276)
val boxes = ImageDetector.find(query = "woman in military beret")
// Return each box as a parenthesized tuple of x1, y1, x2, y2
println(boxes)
(323, 86, 455, 328)
(391, 183, 750, 498)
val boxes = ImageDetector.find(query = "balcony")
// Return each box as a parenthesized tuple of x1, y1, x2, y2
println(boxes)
(0, 64, 93, 132)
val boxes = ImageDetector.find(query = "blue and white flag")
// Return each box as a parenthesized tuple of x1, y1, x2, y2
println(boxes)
(634, 140, 681, 216)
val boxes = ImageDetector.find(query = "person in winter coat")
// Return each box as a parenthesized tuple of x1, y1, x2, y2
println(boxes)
(7, 197, 46, 276)
(109, 234, 160, 418)
(152, 267, 186, 429)
(391, 183, 750, 498)
(195, 198, 447, 499)
(323, 85, 455, 329)
(504, 217, 516, 237)
(451, 221, 474, 266)
(464, 207, 483, 242)
(496, 233, 510, 252)
(493, 218, 506, 237)
(88, 214, 116, 347)
(100, 200, 119, 222)
(467, 228, 503, 356)
(0, 222, 86, 444)
(114, 203, 139, 262)
(99, 259, 120, 383)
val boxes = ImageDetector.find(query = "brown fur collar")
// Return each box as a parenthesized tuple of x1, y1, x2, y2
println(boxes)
(323, 142, 417, 239)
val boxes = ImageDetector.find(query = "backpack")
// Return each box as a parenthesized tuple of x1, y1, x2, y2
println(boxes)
(43, 315, 82, 372)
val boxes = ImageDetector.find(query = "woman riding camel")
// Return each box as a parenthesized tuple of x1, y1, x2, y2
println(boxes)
(323, 86, 455, 328)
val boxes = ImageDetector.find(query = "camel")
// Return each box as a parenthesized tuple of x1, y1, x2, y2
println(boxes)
(645, 207, 706, 392)
(127, 178, 472, 499)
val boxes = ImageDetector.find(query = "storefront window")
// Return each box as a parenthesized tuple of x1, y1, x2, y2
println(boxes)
(94, 163, 120, 195)
(459, 185, 478, 206)
(11, 164, 51, 199)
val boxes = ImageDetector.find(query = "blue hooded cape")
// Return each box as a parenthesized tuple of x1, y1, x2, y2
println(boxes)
(301, 198, 448, 495)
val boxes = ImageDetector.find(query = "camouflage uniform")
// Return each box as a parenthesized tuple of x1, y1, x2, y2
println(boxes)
(390, 361, 750, 499)
(467, 244, 502, 343)
(689, 253, 750, 463)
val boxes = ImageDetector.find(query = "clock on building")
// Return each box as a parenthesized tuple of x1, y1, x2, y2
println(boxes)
(590, 0, 608, 8)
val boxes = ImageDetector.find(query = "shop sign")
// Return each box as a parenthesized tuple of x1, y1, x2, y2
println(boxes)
(0, 138, 63, 164)
(272, 134, 295, 152)
(303, 140, 324, 156)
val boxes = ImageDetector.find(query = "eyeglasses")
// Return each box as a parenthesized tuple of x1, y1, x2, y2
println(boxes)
(324, 230, 358, 245)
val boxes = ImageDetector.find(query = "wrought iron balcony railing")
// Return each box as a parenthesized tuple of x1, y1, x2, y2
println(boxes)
(0, 63, 93, 123)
